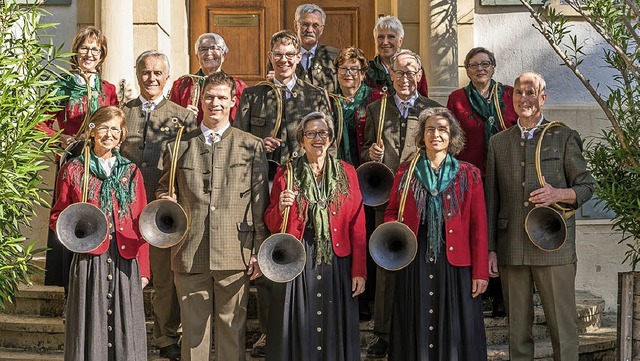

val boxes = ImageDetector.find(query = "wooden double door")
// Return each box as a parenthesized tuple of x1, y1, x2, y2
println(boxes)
(189, 0, 376, 83)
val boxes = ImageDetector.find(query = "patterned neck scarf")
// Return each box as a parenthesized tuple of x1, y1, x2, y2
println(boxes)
(465, 79, 505, 154)
(337, 84, 370, 163)
(77, 149, 135, 216)
(293, 154, 349, 267)
(412, 152, 460, 262)
(56, 73, 103, 115)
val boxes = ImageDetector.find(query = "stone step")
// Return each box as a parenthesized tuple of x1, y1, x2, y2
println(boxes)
(0, 326, 617, 361)
(0, 313, 262, 352)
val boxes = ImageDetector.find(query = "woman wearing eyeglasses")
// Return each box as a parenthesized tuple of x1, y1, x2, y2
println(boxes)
(43, 26, 119, 290)
(386, 107, 488, 361)
(264, 111, 367, 361)
(446, 47, 517, 318)
(332, 47, 384, 167)
(49, 106, 149, 360)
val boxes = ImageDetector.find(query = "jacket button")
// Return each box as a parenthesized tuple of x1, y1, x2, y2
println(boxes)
(524, 202, 529, 207)
(332, 211, 336, 215)
(333, 228, 337, 232)
(107, 309, 112, 315)
(109, 235, 113, 240)
(336, 243, 340, 247)
(119, 227, 124, 231)
(521, 161, 525, 167)
(107, 275, 113, 281)
(121, 245, 126, 250)
(449, 246, 454, 251)
(446, 195, 451, 200)
(448, 229, 453, 234)
(447, 212, 451, 217)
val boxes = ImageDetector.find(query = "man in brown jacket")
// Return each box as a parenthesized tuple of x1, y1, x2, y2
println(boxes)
(121, 50, 197, 361)
(157, 72, 269, 361)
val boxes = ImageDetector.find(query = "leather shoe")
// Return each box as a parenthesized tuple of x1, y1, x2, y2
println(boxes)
(366, 337, 389, 358)
(159, 344, 181, 361)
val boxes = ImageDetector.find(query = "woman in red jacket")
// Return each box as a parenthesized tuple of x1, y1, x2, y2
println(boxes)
(50, 106, 149, 361)
(385, 107, 489, 361)
(264, 111, 366, 361)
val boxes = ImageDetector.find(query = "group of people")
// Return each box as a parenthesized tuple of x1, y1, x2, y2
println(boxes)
(43, 3, 595, 361)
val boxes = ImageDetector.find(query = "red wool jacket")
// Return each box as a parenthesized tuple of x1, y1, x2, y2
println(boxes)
(49, 158, 150, 279)
(384, 160, 489, 281)
(264, 161, 367, 279)
(447, 85, 518, 176)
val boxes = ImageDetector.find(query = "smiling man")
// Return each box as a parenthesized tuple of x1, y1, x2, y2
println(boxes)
(361, 49, 441, 358)
(157, 72, 269, 361)
(120, 50, 197, 361)
(485, 72, 594, 361)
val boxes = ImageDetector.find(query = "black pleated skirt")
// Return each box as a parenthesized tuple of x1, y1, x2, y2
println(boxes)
(389, 222, 487, 361)
(64, 236, 147, 361)
(266, 225, 361, 361)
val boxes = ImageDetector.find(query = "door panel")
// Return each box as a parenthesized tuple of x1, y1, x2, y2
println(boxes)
(189, 0, 374, 82)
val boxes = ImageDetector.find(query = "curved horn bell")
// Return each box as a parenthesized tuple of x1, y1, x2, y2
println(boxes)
(525, 206, 573, 251)
(139, 199, 189, 248)
(258, 234, 306, 283)
(369, 221, 417, 271)
(56, 203, 108, 253)
(356, 162, 395, 206)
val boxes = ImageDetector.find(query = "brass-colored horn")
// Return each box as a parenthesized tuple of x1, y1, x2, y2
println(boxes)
(357, 95, 395, 206)
(139, 121, 190, 248)
(524, 121, 575, 251)
(258, 162, 306, 283)
(369, 152, 420, 270)
(57, 136, 109, 253)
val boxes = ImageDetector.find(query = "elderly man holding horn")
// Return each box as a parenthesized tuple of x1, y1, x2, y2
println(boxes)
(485, 72, 595, 361)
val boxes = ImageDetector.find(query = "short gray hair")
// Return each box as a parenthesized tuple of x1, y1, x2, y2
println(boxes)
(391, 49, 422, 71)
(373, 15, 404, 39)
(135, 50, 170, 76)
(194, 33, 229, 55)
(295, 4, 326, 24)
(295, 111, 335, 145)
(515, 71, 547, 94)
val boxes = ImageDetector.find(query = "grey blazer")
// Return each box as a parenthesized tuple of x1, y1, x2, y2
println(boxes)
(120, 98, 197, 201)
(156, 126, 270, 273)
(296, 44, 339, 93)
(485, 120, 595, 266)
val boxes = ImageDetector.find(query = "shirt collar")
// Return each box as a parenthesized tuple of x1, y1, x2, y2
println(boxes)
(139, 95, 164, 110)
(274, 75, 297, 93)
(301, 44, 318, 57)
(517, 115, 544, 139)
(200, 122, 230, 145)
(73, 72, 96, 87)
(393, 93, 418, 110)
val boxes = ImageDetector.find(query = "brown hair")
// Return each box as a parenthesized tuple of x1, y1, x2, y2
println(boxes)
(333, 46, 368, 73)
(270, 30, 301, 52)
(88, 105, 127, 144)
(71, 26, 108, 73)
(415, 107, 465, 156)
(464, 47, 496, 68)
(201, 71, 236, 99)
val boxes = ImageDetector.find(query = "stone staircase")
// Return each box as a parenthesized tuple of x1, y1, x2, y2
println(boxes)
(0, 261, 617, 360)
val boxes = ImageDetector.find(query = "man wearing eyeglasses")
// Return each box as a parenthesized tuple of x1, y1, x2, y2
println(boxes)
(235, 29, 331, 358)
(120, 50, 197, 361)
(360, 49, 442, 358)
(169, 32, 247, 124)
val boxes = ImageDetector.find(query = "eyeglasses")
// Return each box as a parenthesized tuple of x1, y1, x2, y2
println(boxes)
(95, 126, 122, 136)
(466, 61, 493, 70)
(77, 47, 102, 56)
(198, 45, 223, 53)
(298, 21, 324, 30)
(392, 70, 419, 79)
(303, 130, 330, 139)
(337, 67, 363, 75)
(271, 52, 299, 61)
